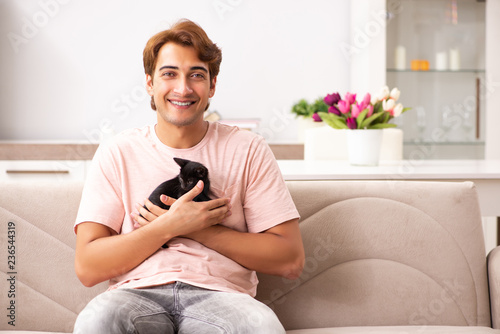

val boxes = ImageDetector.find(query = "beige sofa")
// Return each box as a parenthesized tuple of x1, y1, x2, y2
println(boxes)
(2, 180, 500, 333)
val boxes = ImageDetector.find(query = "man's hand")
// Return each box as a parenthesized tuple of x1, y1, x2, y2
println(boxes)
(132, 196, 170, 228)
(131, 180, 231, 236)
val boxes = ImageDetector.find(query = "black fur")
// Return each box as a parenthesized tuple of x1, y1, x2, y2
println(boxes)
(148, 157, 211, 209)
(145, 157, 211, 248)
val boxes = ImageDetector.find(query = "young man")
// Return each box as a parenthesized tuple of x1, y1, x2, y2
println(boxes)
(73, 19, 304, 333)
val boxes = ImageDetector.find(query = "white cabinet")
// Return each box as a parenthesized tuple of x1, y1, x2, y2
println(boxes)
(0, 160, 88, 182)
(386, 0, 486, 159)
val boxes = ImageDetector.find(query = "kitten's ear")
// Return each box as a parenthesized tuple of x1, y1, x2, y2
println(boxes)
(195, 167, 206, 178)
(173, 157, 189, 168)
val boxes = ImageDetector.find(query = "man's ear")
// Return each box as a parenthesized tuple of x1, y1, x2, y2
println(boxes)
(209, 76, 217, 98)
(146, 74, 154, 96)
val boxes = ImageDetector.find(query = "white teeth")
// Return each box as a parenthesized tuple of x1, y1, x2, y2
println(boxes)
(171, 100, 192, 106)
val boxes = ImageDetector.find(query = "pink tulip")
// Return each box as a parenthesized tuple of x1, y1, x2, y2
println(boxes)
(351, 104, 361, 118)
(345, 92, 356, 105)
(324, 93, 341, 106)
(346, 117, 357, 129)
(366, 104, 374, 117)
(328, 105, 341, 116)
(361, 93, 371, 109)
(312, 112, 322, 122)
(337, 100, 351, 114)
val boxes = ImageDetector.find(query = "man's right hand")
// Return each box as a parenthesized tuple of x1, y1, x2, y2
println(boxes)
(131, 180, 231, 238)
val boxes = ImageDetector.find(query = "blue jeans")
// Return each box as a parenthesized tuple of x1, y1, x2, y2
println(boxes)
(73, 282, 285, 334)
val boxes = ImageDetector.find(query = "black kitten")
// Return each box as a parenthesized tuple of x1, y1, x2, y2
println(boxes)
(146, 157, 211, 248)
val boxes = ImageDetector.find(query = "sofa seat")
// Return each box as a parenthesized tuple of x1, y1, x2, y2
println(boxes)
(287, 326, 500, 333)
(0, 332, 67, 334)
(2, 327, 500, 334)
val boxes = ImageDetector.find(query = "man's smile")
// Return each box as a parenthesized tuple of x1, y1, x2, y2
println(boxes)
(168, 99, 196, 107)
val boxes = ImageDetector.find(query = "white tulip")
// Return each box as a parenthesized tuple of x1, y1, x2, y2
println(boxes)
(378, 86, 390, 100)
(390, 87, 401, 101)
(393, 103, 404, 117)
(382, 99, 395, 111)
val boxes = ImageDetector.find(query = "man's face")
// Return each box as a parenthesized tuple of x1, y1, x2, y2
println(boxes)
(146, 42, 216, 127)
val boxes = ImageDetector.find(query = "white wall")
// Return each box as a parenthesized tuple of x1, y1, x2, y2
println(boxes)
(0, 0, 351, 143)
(349, 0, 386, 95)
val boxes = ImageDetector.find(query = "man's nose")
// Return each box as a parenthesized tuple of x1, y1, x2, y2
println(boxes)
(173, 76, 193, 95)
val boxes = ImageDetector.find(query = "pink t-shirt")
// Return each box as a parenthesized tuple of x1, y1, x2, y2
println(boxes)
(75, 122, 299, 296)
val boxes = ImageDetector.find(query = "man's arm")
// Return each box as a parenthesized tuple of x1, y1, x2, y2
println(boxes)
(75, 181, 230, 287)
(134, 197, 304, 280)
(187, 218, 305, 280)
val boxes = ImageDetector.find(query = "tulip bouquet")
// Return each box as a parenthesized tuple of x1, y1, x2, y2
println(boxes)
(317, 86, 410, 129)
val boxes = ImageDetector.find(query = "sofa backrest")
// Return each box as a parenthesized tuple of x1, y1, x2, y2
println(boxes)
(0, 181, 107, 332)
(255, 180, 491, 330)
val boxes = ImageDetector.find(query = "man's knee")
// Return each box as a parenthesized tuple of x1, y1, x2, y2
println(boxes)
(242, 302, 285, 334)
(74, 290, 132, 333)
(73, 289, 171, 334)
(218, 294, 285, 334)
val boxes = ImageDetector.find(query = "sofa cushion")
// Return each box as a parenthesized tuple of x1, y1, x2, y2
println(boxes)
(0, 181, 107, 332)
(0, 332, 68, 334)
(257, 181, 490, 330)
(286, 326, 500, 333)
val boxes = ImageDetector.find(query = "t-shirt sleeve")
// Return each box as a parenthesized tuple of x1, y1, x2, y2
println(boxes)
(242, 137, 300, 233)
(74, 142, 125, 234)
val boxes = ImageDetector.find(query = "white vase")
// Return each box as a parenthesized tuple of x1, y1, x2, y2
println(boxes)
(297, 117, 324, 143)
(347, 129, 383, 166)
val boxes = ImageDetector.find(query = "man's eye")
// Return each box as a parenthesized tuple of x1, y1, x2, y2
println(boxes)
(192, 73, 205, 79)
(161, 72, 175, 77)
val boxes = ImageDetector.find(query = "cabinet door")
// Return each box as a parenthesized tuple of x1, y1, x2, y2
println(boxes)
(386, 0, 485, 159)
(0, 160, 86, 182)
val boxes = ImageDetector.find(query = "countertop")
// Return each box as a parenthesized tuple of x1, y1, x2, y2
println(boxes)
(277, 159, 500, 180)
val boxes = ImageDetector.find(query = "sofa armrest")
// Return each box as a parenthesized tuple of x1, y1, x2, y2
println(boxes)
(488, 246, 500, 328)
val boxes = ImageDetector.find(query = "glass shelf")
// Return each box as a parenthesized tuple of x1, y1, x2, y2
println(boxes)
(404, 140, 484, 146)
(387, 69, 485, 73)
(386, 0, 485, 159)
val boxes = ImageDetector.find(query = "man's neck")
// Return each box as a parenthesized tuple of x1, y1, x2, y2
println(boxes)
(154, 120, 209, 149)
